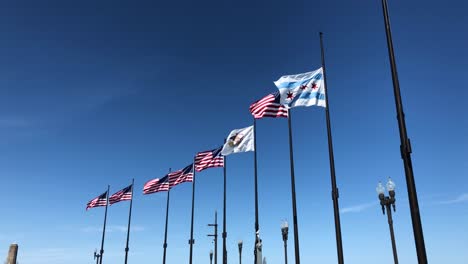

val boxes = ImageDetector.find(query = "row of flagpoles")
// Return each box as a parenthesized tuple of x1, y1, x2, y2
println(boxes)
(86, 23, 428, 264)
(86, 32, 341, 264)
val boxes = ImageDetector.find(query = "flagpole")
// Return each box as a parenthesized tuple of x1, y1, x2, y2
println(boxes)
(124, 179, 134, 264)
(222, 152, 227, 264)
(99, 185, 110, 264)
(162, 169, 171, 264)
(380, 1, 427, 262)
(319, 32, 345, 264)
(253, 118, 260, 264)
(286, 110, 301, 264)
(189, 162, 197, 264)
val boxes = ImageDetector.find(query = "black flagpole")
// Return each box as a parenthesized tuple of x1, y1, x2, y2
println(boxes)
(287, 110, 301, 264)
(99, 185, 110, 264)
(124, 179, 134, 264)
(319, 32, 345, 264)
(222, 152, 227, 264)
(253, 119, 259, 264)
(380, 1, 427, 263)
(189, 162, 197, 264)
(162, 169, 171, 264)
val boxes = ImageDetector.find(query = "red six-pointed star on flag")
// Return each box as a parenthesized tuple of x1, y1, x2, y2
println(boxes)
(299, 85, 307, 90)
(286, 91, 294, 100)
(311, 83, 318, 89)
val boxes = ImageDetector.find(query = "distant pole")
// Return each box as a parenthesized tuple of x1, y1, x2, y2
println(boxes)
(99, 185, 110, 264)
(208, 211, 219, 264)
(124, 179, 134, 264)
(380, 0, 427, 263)
(253, 119, 260, 264)
(222, 154, 228, 264)
(281, 221, 288, 264)
(238, 240, 243, 264)
(215, 212, 218, 264)
(189, 162, 197, 264)
(286, 110, 300, 264)
(319, 32, 345, 264)
(163, 169, 171, 264)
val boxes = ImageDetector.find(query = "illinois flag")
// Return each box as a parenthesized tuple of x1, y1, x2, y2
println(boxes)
(221, 125, 254, 156)
(274, 67, 326, 108)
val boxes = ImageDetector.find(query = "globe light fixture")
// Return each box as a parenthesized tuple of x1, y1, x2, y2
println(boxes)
(281, 220, 289, 264)
(377, 178, 399, 264)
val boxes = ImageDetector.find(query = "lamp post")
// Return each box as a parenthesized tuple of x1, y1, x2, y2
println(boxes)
(238, 240, 242, 264)
(376, 178, 399, 264)
(281, 221, 289, 264)
(210, 249, 214, 264)
(93, 249, 101, 264)
(207, 211, 218, 264)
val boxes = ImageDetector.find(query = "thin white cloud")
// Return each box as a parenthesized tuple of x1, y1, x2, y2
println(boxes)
(437, 193, 468, 205)
(340, 201, 378, 214)
(81, 225, 145, 233)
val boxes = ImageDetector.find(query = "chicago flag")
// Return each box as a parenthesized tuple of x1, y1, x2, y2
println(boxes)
(274, 67, 326, 108)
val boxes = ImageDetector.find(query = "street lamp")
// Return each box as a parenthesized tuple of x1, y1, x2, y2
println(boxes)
(207, 211, 218, 264)
(238, 240, 242, 264)
(376, 178, 399, 264)
(281, 220, 289, 264)
(210, 249, 214, 264)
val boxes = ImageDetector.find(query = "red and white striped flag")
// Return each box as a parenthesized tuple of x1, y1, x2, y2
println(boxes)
(109, 184, 133, 205)
(86, 191, 108, 210)
(168, 164, 194, 187)
(143, 176, 170, 194)
(195, 147, 224, 172)
(249, 91, 288, 119)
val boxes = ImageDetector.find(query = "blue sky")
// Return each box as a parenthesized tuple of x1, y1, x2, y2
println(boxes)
(1, 0, 467, 263)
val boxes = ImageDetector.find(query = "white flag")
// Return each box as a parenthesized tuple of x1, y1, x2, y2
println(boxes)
(274, 67, 326, 108)
(221, 125, 255, 156)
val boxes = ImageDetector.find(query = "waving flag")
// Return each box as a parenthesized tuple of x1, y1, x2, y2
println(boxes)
(274, 67, 326, 108)
(143, 175, 170, 194)
(195, 147, 224, 172)
(221, 125, 254, 156)
(250, 91, 288, 119)
(168, 164, 194, 187)
(86, 191, 108, 210)
(109, 184, 133, 205)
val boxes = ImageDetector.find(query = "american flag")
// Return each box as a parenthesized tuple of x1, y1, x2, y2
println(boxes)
(249, 91, 288, 119)
(143, 175, 170, 194)
(109, 184, 133, 205)
(86, 191, 108, 210)
(195, 146, 224, 172)
(168, 164, 194, 187)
